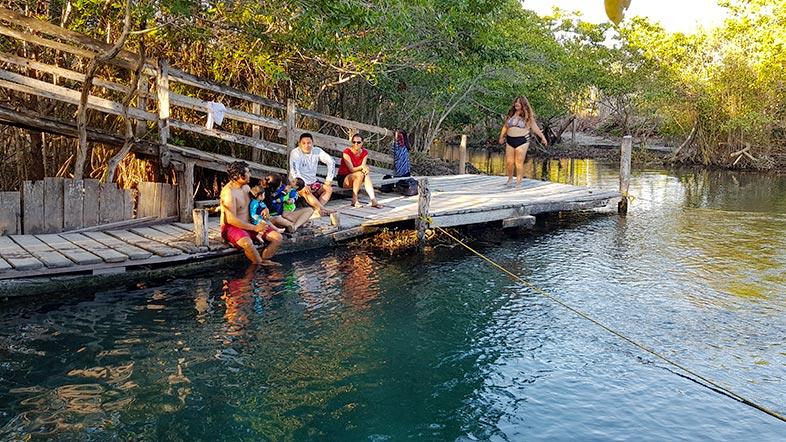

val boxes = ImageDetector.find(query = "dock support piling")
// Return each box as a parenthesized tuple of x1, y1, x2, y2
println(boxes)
(458, 135, 467, 175)
(618, 135, 632, 216)
(416, 178, 431, 252)
(193, 208, 209, 247)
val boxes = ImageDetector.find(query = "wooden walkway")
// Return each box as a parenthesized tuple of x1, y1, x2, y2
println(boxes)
(0, 175, 618, 291)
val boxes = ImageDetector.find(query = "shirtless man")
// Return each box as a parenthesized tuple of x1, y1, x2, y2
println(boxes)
(289, 132, 335, 216)
(220, 161, 282, 266)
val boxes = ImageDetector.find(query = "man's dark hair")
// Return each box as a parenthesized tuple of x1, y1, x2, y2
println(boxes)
(299, 132, 313, 142)
(227, 161, 249, 181)
(294, 177, 306, 191)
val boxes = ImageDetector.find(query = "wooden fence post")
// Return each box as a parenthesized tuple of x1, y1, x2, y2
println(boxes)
(618, 135, 632, 216)
(286, 99, 296, 176)
(135, 73, 148, 138)
(177, 160, 195, 223)
(157, 59, 170, 168)
(251, 102, 262, 163)
(458, 134, 467, 175)
(193, 208, 209, 247)
(416, 178, 431, 252)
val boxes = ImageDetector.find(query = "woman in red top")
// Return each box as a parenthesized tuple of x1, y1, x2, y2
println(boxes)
(337, 134, 382, 208)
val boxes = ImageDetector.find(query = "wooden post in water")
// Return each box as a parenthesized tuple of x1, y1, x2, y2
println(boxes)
(618, 135, 632, 216)
(416, 178, 431, 252)
(157, 59, 171, 168)
(458, 134, 467, 175)
(286, 99, 296, 176)
(193, 208, 209, 247)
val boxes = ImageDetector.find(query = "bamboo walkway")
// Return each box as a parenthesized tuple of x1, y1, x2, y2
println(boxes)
(0, 175, 618, 293)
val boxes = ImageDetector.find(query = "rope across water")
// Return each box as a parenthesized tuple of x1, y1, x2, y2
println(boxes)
(420, 216, 786, 424)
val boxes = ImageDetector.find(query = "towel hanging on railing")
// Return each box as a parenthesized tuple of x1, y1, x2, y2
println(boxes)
(205, 101, 226, 129)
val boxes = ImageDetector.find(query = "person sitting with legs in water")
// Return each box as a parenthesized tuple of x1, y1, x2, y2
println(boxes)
(498, 96, 548, 188)
(220, 161, 282, 266)
(337, 133, 383, 208)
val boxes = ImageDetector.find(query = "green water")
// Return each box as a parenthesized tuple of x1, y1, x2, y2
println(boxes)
(1, 162, 785, 441)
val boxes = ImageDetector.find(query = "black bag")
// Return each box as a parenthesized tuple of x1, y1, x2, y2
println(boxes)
(380, 175, 395, 193)
(396, 178, 418, 196)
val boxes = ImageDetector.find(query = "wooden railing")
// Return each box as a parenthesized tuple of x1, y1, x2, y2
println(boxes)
(0, 7, 395, 224)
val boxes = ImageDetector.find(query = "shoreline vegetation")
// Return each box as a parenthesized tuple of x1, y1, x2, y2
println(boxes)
(2, 1, 786, 193)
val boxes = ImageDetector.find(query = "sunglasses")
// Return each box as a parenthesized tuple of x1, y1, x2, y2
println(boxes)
(352, 140, 363, 144)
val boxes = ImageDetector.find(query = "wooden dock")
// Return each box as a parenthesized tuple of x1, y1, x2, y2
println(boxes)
(0, 175, 619, 295)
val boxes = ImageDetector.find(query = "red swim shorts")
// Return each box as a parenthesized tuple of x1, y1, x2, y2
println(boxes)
(221, 224, 273, 248)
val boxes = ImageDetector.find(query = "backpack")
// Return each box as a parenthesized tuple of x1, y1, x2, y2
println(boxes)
(380, 174, 395, 193)
(395, 178, 418, 196)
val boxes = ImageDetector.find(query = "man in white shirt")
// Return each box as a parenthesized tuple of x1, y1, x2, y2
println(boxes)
(289, 132, 335, 216)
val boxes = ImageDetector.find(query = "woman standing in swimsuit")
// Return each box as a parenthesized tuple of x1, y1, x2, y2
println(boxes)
(498, 96, 548, 187)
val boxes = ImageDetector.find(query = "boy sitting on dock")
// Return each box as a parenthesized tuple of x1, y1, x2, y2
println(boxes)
(220, 161, 282, 266)
(263, 174, 313, 234)
(249, 184, 285, 235)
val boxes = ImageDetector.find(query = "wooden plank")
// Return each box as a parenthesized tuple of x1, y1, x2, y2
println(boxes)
(166, 144, 288, 178)
(22, 180, 44, 234)
(123, 189, 136, 220)
(157, 59, 170, 166)
(36, 234, 102, 265)
(63, 179, 84, 231)
(168, 92, 284, 130)
(82, 179, 100, 227)
(0, 236, 43, 270)
(0, 9, 155, 74)
(169, 119, 287, 155)
(99, 183, 124, 224)
(0, 191, 21, 235)
(81, 231, 153, 260)
(295, 107, 391, 137)
(168, 67, 286, 111)
(177, 161, 195, 223)
(60, 233, 129, 263)
(10, 235, 73, 268)
(130, 226, 202, 253)
(105, 230, 182, 257)
(0, 52, 134, 95)
(0, 256, 11, 272)
(136, 182, 160, 218)
(160, 183, 177, 218)
(0, 70, 156, 121)
(43, 177, 64, 233)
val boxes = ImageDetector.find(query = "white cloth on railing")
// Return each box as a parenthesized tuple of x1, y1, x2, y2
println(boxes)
(205, 101, 226, 129)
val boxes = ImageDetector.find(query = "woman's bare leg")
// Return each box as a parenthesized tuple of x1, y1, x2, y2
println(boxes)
(514, 143, 529, 188)
(504, 144, 515, 185)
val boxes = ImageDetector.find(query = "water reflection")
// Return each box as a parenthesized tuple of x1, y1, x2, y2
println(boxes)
(1, 165, 786, 440)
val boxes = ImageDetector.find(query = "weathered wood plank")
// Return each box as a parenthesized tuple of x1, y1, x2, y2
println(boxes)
(82, 179, 100, 227)
(63, 179, 84, 231)
(105, 230, 182, 257)
(0, 236, 43, 270)
(22, 180, 44, 234)
(99, 183, 124, 224)
(169, 119, 287, 155)
(0, 70, 156, 121)
(81, 231, 153, 260)
(0, 256, 11, 272)
(0, 191, 21, 235)
(168, 92, 284, 130)
(123, 189, 136, 220)
(36, 234, 102, 265)
(130, 225, 203, 253)
(60, 233, 129, 263)
(43, 177, 64, 233)
(10, 235, 73, 268)
(136, 182, 160, 218)
(160, 183, 177, 218)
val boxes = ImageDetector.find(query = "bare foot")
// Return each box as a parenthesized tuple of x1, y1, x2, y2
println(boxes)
(318, 208, 335, 216)
(503, 180, 512, 187)
(258, 259, 281, 267)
